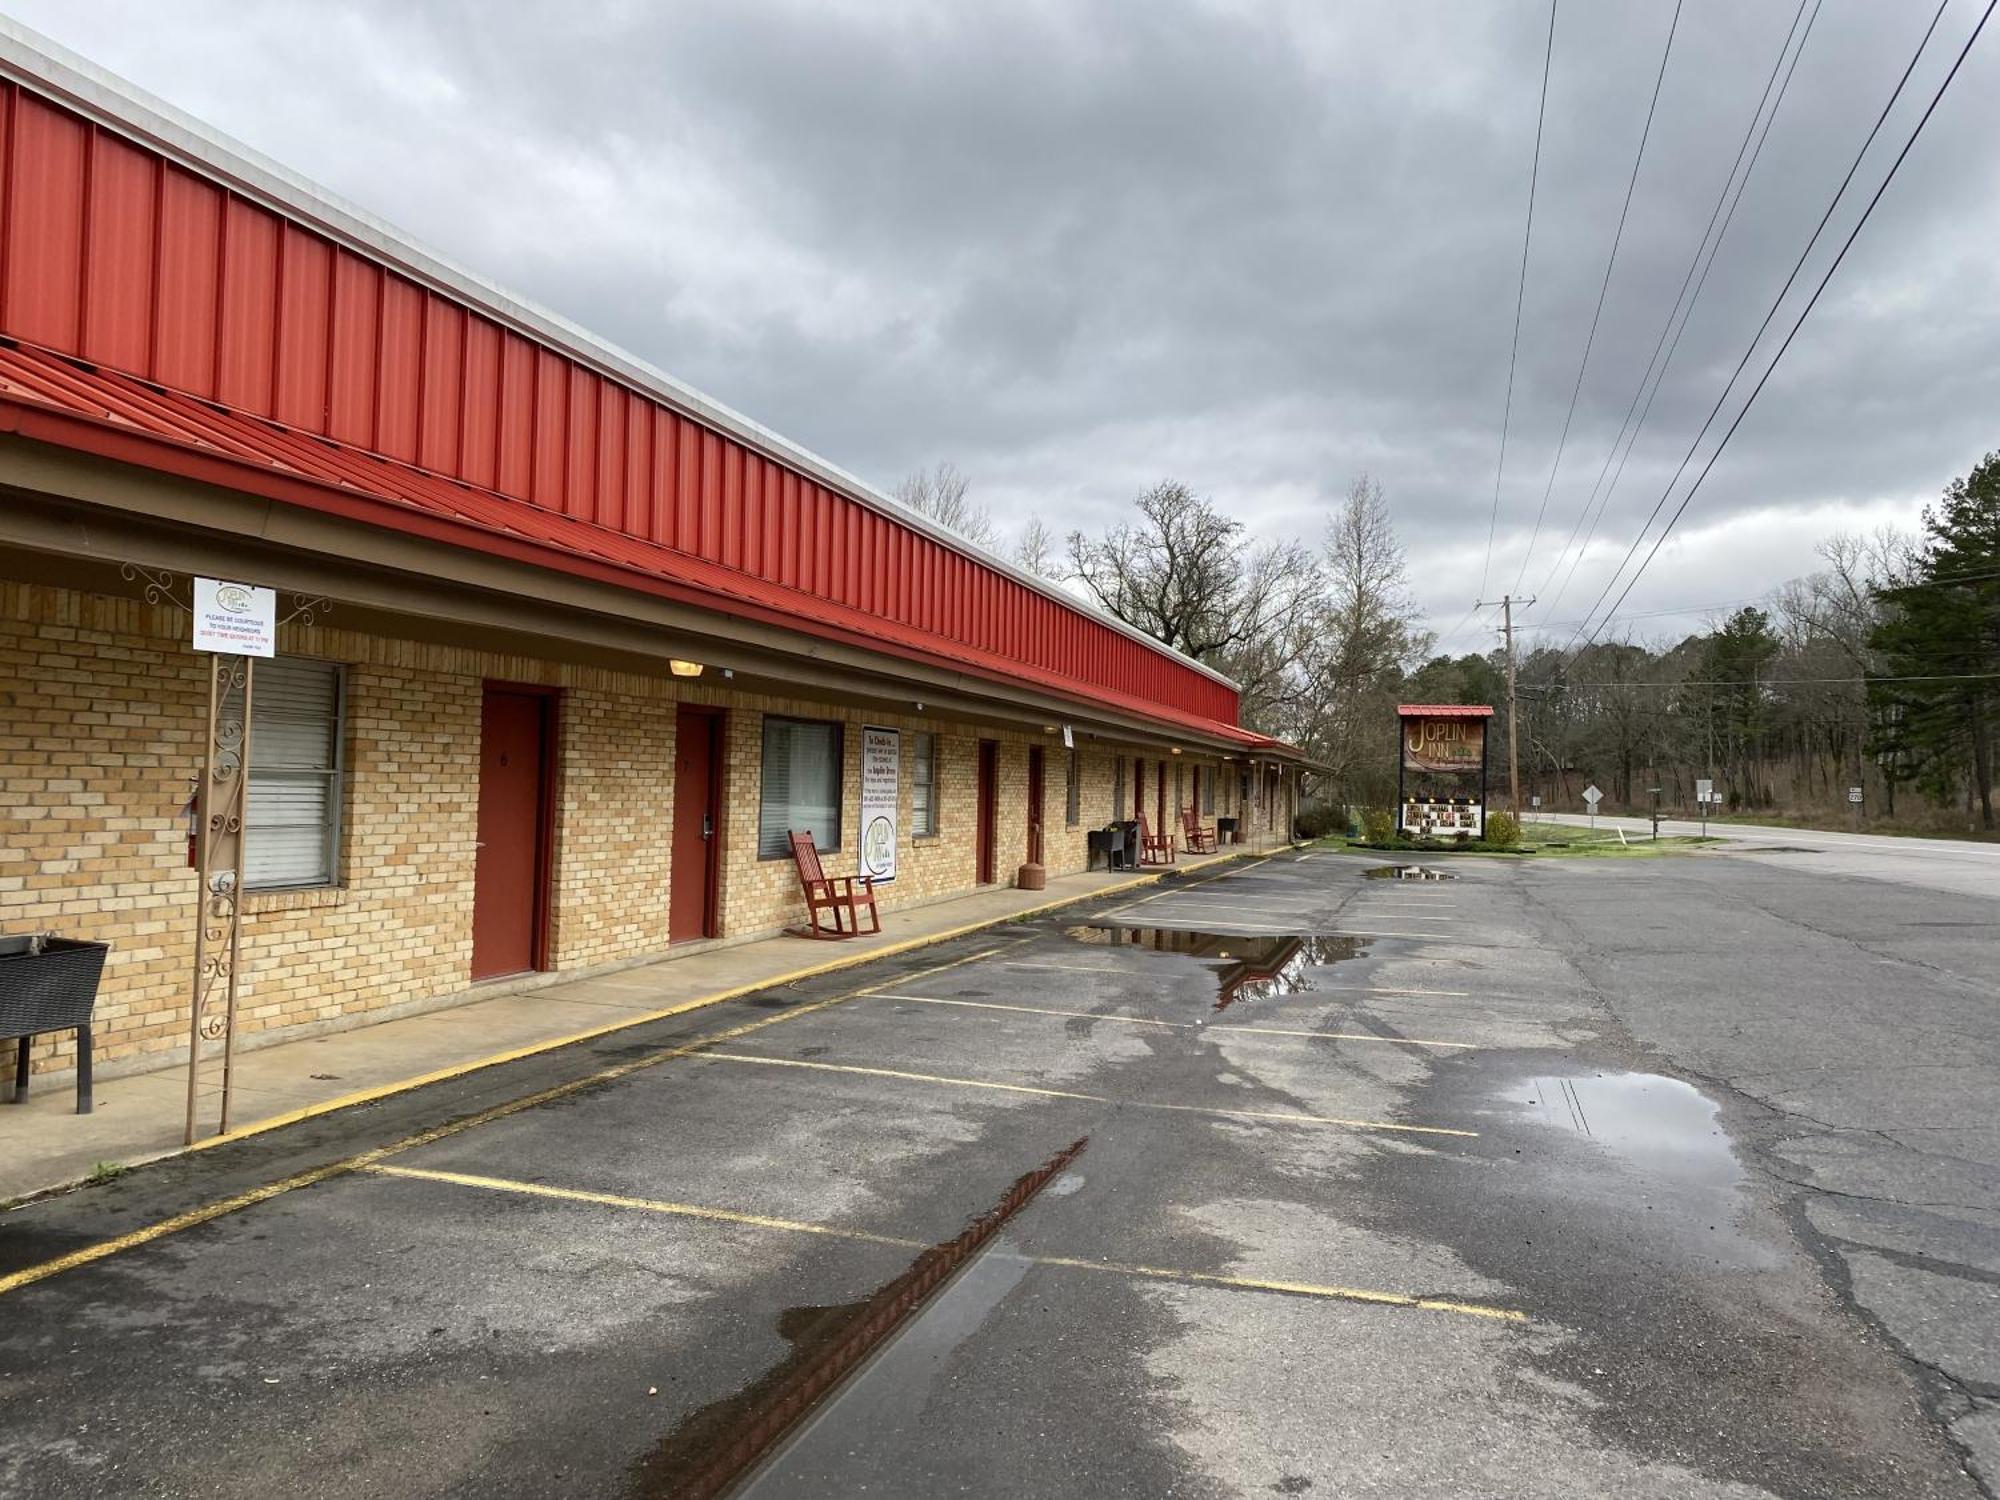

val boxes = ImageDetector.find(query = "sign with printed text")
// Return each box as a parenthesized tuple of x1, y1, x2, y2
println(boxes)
(1696, 778, 1714, 804)
(192, 577, 276, 657)
(1401, 716, 1484, 774)
(1848, 786, 1864, 804)
(860, 726, 900, 884)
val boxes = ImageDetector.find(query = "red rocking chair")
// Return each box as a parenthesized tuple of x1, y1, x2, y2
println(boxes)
(1181, 808, 1217, 854)
(788, 830, 881, 939)
(1137, 813, 1175, 866)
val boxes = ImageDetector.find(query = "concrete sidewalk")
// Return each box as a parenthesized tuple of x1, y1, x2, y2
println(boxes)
(1, 841, 1280, 1204)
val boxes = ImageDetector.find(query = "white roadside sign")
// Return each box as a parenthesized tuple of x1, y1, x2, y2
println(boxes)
(192, 577, 276, 657)
(1582, 785, 1602, 807)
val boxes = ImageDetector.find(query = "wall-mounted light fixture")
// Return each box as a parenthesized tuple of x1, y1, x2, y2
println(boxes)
(669, 659, 704, 679)
(1170, 747, 1182, 756)
(914, 701, 925, 713)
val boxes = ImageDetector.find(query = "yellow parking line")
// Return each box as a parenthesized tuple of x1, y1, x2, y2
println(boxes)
(693, 1050, 1477, 1138)
(1030, 1254, 1526, 1322)
(0, 941, 1024, 1300)
(365, 1161, 1521, 1322)
(866, 993, 1476, 1049)
(364, 1164, 926, 1247)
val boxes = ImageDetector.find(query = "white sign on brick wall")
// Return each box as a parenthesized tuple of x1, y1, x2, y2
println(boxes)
(861, 726, 899, 884)
(192, 577, 276, 657)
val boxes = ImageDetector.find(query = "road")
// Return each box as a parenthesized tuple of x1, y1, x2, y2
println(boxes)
(1, 840, 1994, 1497)
(1555, 810, 2000, 900)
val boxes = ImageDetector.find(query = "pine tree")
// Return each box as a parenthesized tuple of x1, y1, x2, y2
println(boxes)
(1868, 452, 2000, 829)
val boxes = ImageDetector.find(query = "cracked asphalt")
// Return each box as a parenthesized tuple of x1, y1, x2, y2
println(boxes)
(0, 839, 1993, 1497)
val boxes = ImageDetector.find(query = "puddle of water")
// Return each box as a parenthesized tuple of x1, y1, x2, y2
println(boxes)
(634, 1138, 1086, 1498)
(1063, 927, 1365, 1011)
(1516, 1072, 1738, 1186)
(1364, 865, 1458, 881)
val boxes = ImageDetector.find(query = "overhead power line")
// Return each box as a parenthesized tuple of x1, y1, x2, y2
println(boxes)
(1532, 0, 1820, 617)
(1574, 0, 1993, 652)
(1478, 0, 1558, 601)
(1512, 0, 1684, 594)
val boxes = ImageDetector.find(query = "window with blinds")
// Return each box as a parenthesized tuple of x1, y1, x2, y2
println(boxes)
(1066, 746, 1081, 826)
(759, 717, 843, 859)
(1202, 764, 1215, 814)
(245, 658, 344, 889)
(911, 732, 938, 838)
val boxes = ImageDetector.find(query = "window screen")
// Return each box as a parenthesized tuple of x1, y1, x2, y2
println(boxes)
(760, 717, 843, 858)
(245, 658, 343, 889)
(1202, 765, 1215, 814)
(1066, 746, 1081, 826)
(912, 732, 939, 838)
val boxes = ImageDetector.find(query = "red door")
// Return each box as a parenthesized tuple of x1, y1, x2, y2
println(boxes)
(1026, 747, 1045, 864)
(976, 740, 998, 884)
(671, 707, 721, 943)
(472, 687, 550, 980)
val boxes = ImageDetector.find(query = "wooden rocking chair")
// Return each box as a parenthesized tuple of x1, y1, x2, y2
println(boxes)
(788, 830, 881, 939)
(1137, 812, 1175, 866)
(1181, 808, 1217, 854)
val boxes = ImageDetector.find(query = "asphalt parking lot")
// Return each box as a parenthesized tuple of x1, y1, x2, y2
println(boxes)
(1, 845, 1991, 1498)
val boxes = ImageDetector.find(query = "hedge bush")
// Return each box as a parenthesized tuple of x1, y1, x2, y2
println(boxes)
(1485, 810, 1522, 848)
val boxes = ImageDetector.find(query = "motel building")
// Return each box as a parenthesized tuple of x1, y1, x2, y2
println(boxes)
(0, 34, 1306, 1094)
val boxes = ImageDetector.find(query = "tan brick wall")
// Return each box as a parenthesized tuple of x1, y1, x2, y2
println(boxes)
(3, 580, 1238, 1075)
(551, 688, 675, 967)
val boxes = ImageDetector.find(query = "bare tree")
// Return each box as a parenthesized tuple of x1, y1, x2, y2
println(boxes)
(893, 461, 998, 548)
(1014, 513, 1059, 578)
(1066, 481, 1285, 657)
(1293, 476, 1431, 806)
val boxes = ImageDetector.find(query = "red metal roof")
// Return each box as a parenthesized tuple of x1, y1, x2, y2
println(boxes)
(1397, 704, 1496, 718)
(0, 70, 1241, 732)
(0, 339, 1272, 747)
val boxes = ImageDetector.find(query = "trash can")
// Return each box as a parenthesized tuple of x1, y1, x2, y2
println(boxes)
(2, 934, 110, 1114)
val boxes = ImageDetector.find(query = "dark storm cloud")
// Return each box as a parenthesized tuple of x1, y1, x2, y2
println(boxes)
(14, 1, 2000, 646)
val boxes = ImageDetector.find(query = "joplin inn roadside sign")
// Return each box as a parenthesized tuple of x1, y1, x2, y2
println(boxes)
(1396, 704, 1494, 839)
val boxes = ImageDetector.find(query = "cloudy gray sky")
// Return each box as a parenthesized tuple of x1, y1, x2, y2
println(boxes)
(12, 1, 2000, 653)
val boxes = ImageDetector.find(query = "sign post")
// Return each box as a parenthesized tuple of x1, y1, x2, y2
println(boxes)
(1848, 784, 1863, 831)
(1583, 783, 1602, 831)
(183, 579, 274, 1144)
(1695, 778, 1713, 838)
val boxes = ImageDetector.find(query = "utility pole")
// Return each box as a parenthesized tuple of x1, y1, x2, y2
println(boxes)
(1478, 594, 1535, 811)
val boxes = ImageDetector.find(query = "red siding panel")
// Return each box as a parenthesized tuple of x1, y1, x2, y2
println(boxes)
(325, 254, 378, 446)
(273, 226, 331, 432)
(598, 382, 629, 533)
(564, 366, 596, 521)
(216, 196, 278, 414)
(460, 315, 501, 489)
(151, 167, 222, 397)
(80, 131, 155, 373)
(417, 297, 463, 474)
(375, 276, 423, 461)
(495, 333, 534, 496)
(6, 96, 87, 351)
(530, 349, 565, 506)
